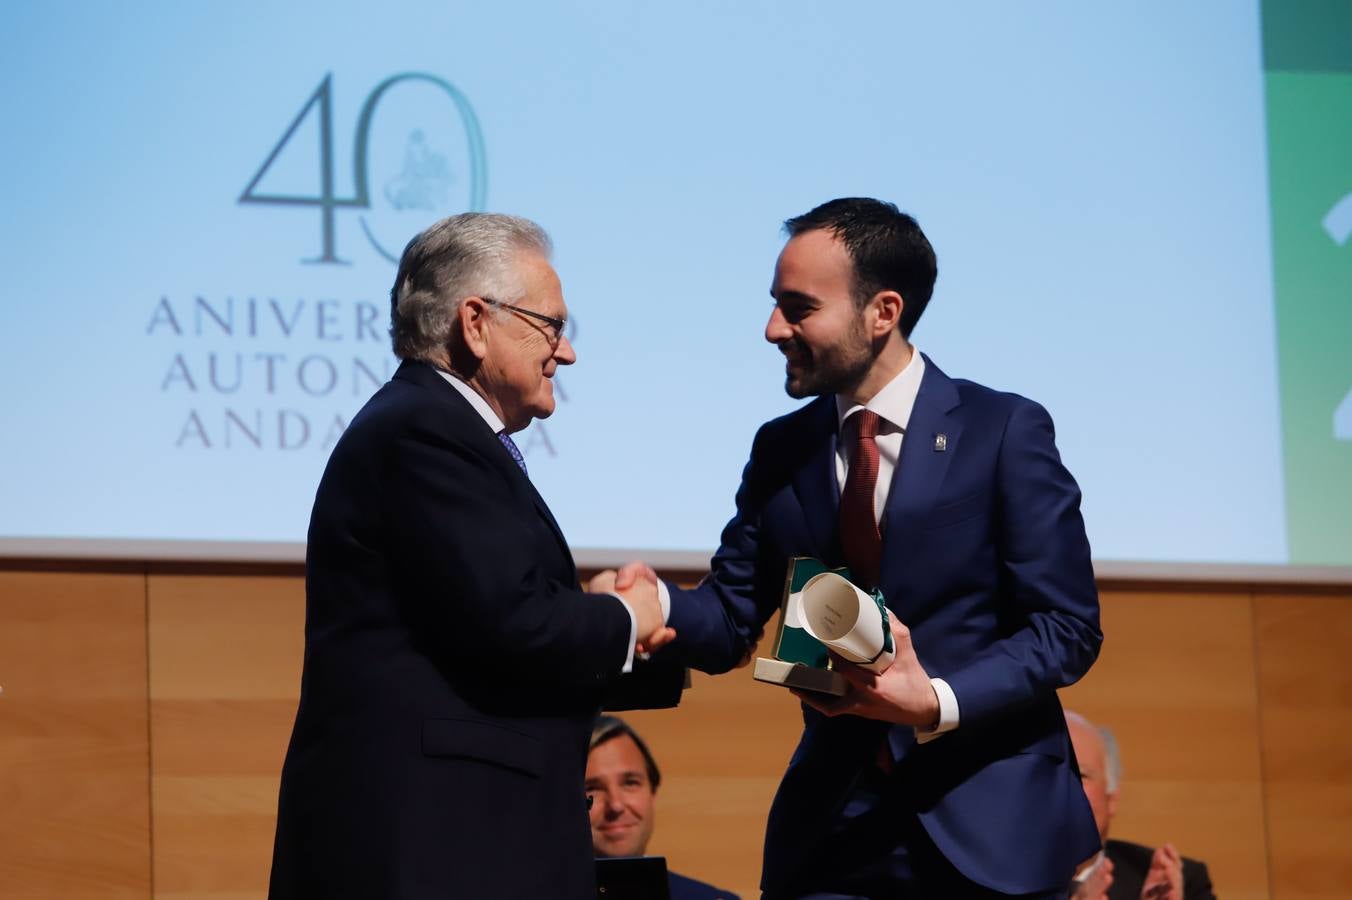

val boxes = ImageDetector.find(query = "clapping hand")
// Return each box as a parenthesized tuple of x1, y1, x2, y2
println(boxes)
(1141, 843, 1183, 900)
(1071, 856, 1114, 900)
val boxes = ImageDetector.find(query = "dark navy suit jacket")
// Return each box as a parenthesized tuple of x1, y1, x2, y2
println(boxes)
(666, 355, 1103, 895)
(669, 870, 741, 899)
(269, 360, 680, 899)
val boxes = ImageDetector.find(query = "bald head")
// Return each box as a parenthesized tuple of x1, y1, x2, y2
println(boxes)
(1067, 710, 1118, 843)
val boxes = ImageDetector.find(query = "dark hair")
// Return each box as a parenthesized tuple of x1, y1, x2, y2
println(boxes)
(589, 715, 661, 790)
(784, 197, 937, 338)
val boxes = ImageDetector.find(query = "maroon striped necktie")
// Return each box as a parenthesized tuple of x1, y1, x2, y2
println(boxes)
(839, 409, 882, 589)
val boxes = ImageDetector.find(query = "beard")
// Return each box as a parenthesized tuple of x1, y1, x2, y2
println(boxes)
(781, 316, 875, 399)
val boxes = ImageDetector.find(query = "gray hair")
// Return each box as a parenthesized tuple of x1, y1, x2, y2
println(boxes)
(389, 212, 553, 362)
(1099, 724, 1122, 793)
(1066, 710, 1122, 793)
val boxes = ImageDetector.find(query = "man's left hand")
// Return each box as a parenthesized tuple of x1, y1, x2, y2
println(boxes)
(793, 609, 940, 727)
(1141, 843, 1184, 900)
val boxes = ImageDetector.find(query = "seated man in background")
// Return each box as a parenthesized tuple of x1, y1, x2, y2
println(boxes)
(1067, 711, 1217, 900)
(586, 716, 741, 900)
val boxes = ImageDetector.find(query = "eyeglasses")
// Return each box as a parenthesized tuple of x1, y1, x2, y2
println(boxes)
(483, 297, 567, 345)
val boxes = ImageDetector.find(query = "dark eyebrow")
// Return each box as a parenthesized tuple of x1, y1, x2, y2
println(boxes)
(772, 290, 819, 306)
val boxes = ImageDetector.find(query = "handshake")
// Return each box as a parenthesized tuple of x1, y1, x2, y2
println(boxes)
(588, 561, 675, 655)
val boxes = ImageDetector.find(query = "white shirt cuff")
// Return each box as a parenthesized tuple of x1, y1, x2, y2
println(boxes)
(656, 579, 671, 624)
(607, 580, 670, 672)
(610, 594, 638, 674)
(914, 676, 959, 744)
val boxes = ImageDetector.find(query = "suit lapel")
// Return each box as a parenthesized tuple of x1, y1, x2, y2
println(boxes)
(395, 361, 576, 575)
(878, 356, 962, 596)
(523, 477, 573, 572)
(791, 397, 841, 561)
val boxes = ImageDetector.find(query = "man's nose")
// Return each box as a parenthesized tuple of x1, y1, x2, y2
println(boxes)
(765, 305, 791, 344)
(554, 333, 577, 365)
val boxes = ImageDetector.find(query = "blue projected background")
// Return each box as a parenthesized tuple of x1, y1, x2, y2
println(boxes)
(0, 2, 1345, 569)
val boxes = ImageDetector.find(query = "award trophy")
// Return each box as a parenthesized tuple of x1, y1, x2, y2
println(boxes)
(753, 557, 894, 696)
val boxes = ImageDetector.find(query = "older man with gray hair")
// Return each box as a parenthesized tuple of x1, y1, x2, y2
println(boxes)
(269, 213, 678, 900)
(1067, 711, 1216, 900)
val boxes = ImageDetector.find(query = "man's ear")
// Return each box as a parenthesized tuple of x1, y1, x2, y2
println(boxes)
(870, 290, 904, 338)
(457, 297, 491, 361)
(1106, 789, 1119, 826)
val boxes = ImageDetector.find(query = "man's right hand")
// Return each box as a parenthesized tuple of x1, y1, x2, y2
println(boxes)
(613, 560, 658, 593)
(587, 569, 618, 594)
(611, 560, 674, 653)
(616, 562, 764, 665)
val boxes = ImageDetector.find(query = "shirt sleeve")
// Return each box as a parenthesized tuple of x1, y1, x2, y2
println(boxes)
(914, 676, 959, 744)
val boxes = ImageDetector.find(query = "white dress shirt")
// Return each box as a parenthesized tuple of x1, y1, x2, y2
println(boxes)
(435, 369, 644, 673)
(834, 349, 959, 741)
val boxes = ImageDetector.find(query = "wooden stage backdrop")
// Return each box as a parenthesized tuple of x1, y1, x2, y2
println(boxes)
(1, 563, 1349, 899)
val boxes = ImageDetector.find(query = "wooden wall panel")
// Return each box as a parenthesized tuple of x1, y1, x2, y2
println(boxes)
(1060, 591, 1270, 900)
(623, 643, 805, 899)
(0, 571, 151, 900)
(2, 559, 1349, 900)
(147, 575, 304, 900)
(1254, 592, 1352, 900)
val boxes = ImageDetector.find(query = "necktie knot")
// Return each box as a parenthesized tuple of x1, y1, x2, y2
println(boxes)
(497, 431, 528, 475)
(852, 409, 882, 440)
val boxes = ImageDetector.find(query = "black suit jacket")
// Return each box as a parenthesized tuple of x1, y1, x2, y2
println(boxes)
(269, 360, 680, 899)
(1105, 839, 1216, 900)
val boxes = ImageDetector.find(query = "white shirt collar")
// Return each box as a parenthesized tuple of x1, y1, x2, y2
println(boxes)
(435, 368, 506, 434)
(834, 346, 926, 433)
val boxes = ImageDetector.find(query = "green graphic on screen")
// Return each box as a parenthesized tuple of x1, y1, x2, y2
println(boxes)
(1263, 2, 1352, 564)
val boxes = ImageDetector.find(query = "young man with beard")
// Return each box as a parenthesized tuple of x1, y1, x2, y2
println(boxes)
(610, 198, 1102, 897)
